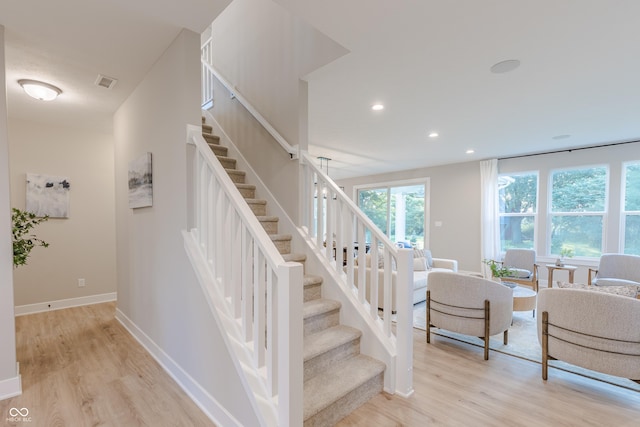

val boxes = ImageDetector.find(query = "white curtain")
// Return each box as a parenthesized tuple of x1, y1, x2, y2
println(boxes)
(480, 159, 500, 277)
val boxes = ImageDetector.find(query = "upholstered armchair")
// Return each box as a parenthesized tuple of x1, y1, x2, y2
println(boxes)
(588, 253, 640, 287)
(426, 272, 513, 360)
(537, 288, 640, 382)
(500, 249, 539, 292)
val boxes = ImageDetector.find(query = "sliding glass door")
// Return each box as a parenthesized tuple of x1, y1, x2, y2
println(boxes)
(357, 181, 427, 249)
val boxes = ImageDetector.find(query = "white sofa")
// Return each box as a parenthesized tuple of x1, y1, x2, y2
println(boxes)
(351, 252, 458, 311)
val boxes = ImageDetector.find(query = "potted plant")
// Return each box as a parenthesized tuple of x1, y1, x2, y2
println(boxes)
(556, 246, 574, 267)
(483, 259, 514, 280)
(12, 208, 49, 267)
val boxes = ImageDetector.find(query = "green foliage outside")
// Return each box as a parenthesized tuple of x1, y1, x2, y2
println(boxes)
(358, 185, 425, 248)
(499, 173, 537, 250)
(12, 208, 49, 267)
(500, 164, 640, 257)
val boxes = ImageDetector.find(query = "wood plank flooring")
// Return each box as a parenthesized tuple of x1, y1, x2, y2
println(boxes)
(0, 302, 215, 427)
(3, 302, 640, 426)
(338, 328, 640, 426)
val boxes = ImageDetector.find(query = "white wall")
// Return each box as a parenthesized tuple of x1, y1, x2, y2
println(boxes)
(8, 119, 116, 307)
(208, 0, 348, 147)
(114, 29, 258, 426)
(0, 24, 19, 398)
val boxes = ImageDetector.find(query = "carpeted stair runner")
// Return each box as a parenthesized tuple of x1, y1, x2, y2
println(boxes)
(201, 117, 385, 426)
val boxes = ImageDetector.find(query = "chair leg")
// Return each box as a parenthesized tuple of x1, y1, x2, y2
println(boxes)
(503, 329, 508, 345)
(426, 290, 431, 344)
(542, 311, 549, 380)
(484, 300, 490, 360)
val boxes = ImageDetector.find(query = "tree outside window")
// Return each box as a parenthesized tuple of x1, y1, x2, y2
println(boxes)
(623, 162, 640, 255)
(549, 166, 607, 257)
(499, 172, 537, 251)
(358, 184, 425, 248)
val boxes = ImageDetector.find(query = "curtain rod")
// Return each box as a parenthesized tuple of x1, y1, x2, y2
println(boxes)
(498, 138, 640, 161)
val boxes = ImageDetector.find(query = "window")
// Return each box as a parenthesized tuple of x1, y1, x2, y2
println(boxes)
(498, 172, 538, 251)
(549, 166, 607, 257)
(622, 162, 640, 255)
(358, 183, 426, 248)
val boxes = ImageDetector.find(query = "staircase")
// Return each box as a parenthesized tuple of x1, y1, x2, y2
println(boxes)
(201, 118, 385, 426)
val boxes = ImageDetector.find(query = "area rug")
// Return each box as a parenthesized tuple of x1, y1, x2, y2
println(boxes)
(412, 301, 640, 393)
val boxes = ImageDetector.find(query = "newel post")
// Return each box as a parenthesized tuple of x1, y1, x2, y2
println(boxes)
(277, 261, 304, 426)
(394, 248, 414, 397)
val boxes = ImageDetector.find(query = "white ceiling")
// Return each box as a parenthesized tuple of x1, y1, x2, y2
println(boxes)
(3, 1, 640, 180)
(0, 0, 231, 132)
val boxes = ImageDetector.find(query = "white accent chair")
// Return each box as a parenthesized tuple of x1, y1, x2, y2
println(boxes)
(537, 288, 640, 382)
(588, 253, 640, 287)
(426, 272, 513, 360)
(500, 249, 539, 292)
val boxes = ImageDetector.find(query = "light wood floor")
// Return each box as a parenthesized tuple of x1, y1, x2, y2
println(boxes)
(3, 303, 640, 426)
(338, 328, 640, 426)
(0, 302, 215, 427)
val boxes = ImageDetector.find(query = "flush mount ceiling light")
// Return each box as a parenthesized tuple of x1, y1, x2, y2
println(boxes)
(18, 79, 62, 101)
(490, 59, 521, 74)
(428, 132, 439, 138)
(465, 149, 475, 154)
(371, 103, 384, 111)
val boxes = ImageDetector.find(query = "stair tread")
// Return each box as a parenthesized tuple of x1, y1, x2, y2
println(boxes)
(303, 325, 362, 362)
(257, 215, 278, 221)
(216, 155, 236, 162)
(236, 184, 256, 190)
(226, 169, 245, 175)
(283, 253, 306, 263)
(303, 299, 341, 320)
(303, 355, 385, 420)
(269, 234, 292, 241)
(303, 274, 323, 286)
(245, 198, 267, 205)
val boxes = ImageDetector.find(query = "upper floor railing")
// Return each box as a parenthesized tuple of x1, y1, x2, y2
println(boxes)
(184, 125, 303, 426)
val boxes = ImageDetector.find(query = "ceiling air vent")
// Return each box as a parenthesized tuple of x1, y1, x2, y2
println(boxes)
(95, 74, 117, 89)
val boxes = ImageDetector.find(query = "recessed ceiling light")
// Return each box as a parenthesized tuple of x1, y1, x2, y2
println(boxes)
(371, 103, 384, 111)
(490, 59, 521, 74)
(428, 132, 439, 138)
(552, 134, 571, 140)
(465, 149, 475, 154)
(18, 79, 62, 101)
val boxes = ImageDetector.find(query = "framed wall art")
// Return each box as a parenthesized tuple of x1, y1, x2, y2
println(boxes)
(128, 152, 153, 209)
(26, 173, 71, 218)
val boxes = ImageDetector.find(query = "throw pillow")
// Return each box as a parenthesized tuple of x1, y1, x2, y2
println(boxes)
(413, 248, 433, 269)
(413, 257, 427, 271)
(424, 250, 433, 269)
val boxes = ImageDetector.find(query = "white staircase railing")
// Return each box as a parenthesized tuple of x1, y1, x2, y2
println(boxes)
(299, 151, 414, 396)
(184, 124, 303, 426)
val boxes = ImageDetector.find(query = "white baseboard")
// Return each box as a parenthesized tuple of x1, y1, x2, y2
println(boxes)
(115, 308, 241, 427)
(0, 363, 21, 401)
(15, 292, 117, 316)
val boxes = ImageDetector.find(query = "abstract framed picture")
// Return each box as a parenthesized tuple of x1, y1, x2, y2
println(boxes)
(128, 152, 153, 209)
(26, 173, 71, 218)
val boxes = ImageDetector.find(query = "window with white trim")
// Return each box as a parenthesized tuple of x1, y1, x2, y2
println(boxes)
(622, 162, 640, 255)
(498, 172, 538, 252)
(549, 166, 607, 257)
